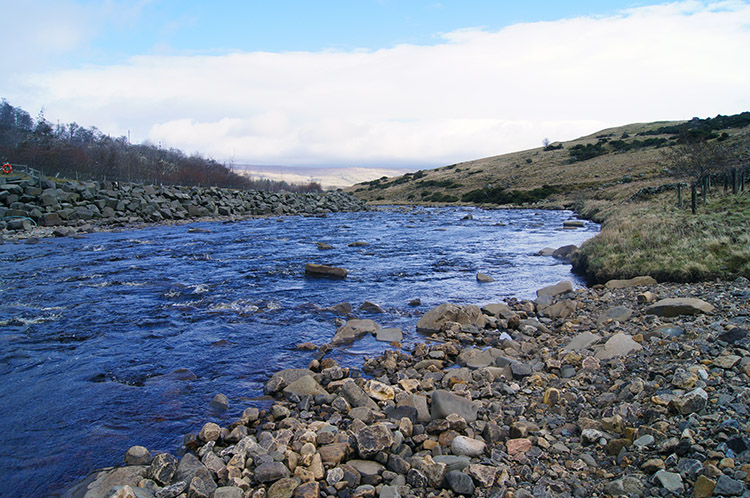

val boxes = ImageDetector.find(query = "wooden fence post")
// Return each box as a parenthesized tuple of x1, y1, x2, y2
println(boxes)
(691, 184, 697, 214)
(677, 183, 682, 208)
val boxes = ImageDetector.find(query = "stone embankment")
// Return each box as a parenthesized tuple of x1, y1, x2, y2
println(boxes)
(68, 277, 750, 498)
(0, 177, 368, 235)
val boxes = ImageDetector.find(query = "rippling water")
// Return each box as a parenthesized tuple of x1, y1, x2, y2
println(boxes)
(0, 206, 597, 497)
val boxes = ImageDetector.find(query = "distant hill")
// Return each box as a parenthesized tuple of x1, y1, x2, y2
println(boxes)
(236, 165, 412, 190)
(348, 113, 750, 207)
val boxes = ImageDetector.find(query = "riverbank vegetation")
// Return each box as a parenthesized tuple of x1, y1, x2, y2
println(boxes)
(350, 112, 750, 283)
(0, 99, 322, 192)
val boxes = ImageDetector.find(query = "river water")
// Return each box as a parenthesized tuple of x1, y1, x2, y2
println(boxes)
(0, 206, 597, 497)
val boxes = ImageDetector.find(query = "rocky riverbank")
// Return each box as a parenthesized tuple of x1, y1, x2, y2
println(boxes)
(66, 277, 750, 498)
(0, 177, 368, 240)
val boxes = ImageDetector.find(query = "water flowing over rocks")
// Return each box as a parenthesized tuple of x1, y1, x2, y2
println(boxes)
(67, 276, 750, 498)
(0, 177, 368, 238)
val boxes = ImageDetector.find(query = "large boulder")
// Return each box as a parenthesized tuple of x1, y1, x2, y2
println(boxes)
(331, 319, 380, 345)
(645, 298, 714, 317)
(416, 304, 485, 334)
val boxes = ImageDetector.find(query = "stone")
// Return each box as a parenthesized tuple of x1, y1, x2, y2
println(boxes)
(293, 481, 320, 498)
(359, 301, 385, 313)
(476, 272, 494, 282)
(347, 460, 385, 486)
(188, 475, 218, 498)
(536, 280, 573, 298)
(363, 379, 394, 401)
(156, 481, 188, 498)
(351, 485, 377, 498)
(304, 263, 347, 279)
(563, 220, 585, 228)
(714, 474, 744, 496)
(149, 453, 178, 485)
(411, 455, 446, 488)
(379, 485, 400, 498)
(451, 436, 486, 457)
(693, 475, 715, 498)
(563, 332, 601, 351)
(430, 390, 478, 422)
(653, 470, 683, 493)
(174, 453, 209, 484)
(444, 470, 475, 495)
(341, 380, 379, 410)
(355, 423, 394, 458)
(467, 464, 497, 487)
(374, 328, 403, 342)
(552, 245, 577, 260)
(318, 443, 351, 466)
(539, 299, 577, 319)
(256, 462, 291, 482)
(210, 393, 229, 410)
(595, 333, 643, 360)
(604, 276, 657, 289)
(69, 466, 148, 498)
(283, 375, 328, 397)
(214, 487, 244, 498)
(125, 446, 153, 466)
(714, 355, 741, 369)
(670, 387, 708, 415)
(598, 305, 632, 323)
(199, 422, 221, 442)
(416, 303, 485, 334)
(331, 319, 381, 345)
(506, 438, 532, 458)
(265, 369, 315, 394)
(645, 298, 714, 317)
(267, 477, 301, 498)
(603, 476, 645, 497)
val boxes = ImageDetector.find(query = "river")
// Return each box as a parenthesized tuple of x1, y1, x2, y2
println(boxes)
(0, 206, 597, 497)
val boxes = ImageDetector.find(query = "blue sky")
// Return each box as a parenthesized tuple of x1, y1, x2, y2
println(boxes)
(2, 0, 749, 168)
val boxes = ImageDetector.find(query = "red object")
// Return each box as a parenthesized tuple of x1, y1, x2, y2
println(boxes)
(1, 163, 11, 174)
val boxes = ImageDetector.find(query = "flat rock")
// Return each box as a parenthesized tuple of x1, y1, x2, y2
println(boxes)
(283, 375, 328, 397)
(331, 319, 381, 345)
(304, 263, 347, 279)
(374, 328, 403, 343)
(563, 332, 602, 352)
(598, 305, 633, 324)
(431, 390, 478, 422)
(645, 297, 714, 317)
(536, 280, 573, 298)
(451, 436, 486, 457)
(604, 276, 657, 289)
(265, 368, 315, 394)
(595, 333, 643, 360)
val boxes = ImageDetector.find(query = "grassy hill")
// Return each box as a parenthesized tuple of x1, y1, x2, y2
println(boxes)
(348, 114, 750, 283)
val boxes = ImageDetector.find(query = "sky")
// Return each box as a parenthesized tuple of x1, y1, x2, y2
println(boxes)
(2, 0, 749, 170)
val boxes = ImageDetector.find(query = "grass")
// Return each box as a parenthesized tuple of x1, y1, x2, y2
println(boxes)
(571, 193, 750, 283)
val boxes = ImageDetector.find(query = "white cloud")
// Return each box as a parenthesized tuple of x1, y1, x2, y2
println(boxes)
(5, 1, 750, 167)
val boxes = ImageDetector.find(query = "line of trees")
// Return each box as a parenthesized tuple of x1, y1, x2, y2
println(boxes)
(664, 130, 749, 213)
(0, 99, 321, 192)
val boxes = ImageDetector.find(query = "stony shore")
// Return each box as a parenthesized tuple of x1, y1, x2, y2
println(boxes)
(0, 177, 369, 241)
(66, 276, 750, 498)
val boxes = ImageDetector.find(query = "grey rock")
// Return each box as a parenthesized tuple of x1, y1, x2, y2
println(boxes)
(374, 328, 403, 343)
(416, 303, 485, 334)
(355, 423, 394, 458)
(149, 453, 178, 486)
(714, 474, 744, 496)
(653, 470, 683, 493)
(595, 333, 643, 360)
(431, 390, 478, 422)
(536, 280, 573, 298)
(645, 298, 714, 316)
(444, 470, 475, 495)
(255, 461, 290, 483)
(331, 319, 380, 345)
